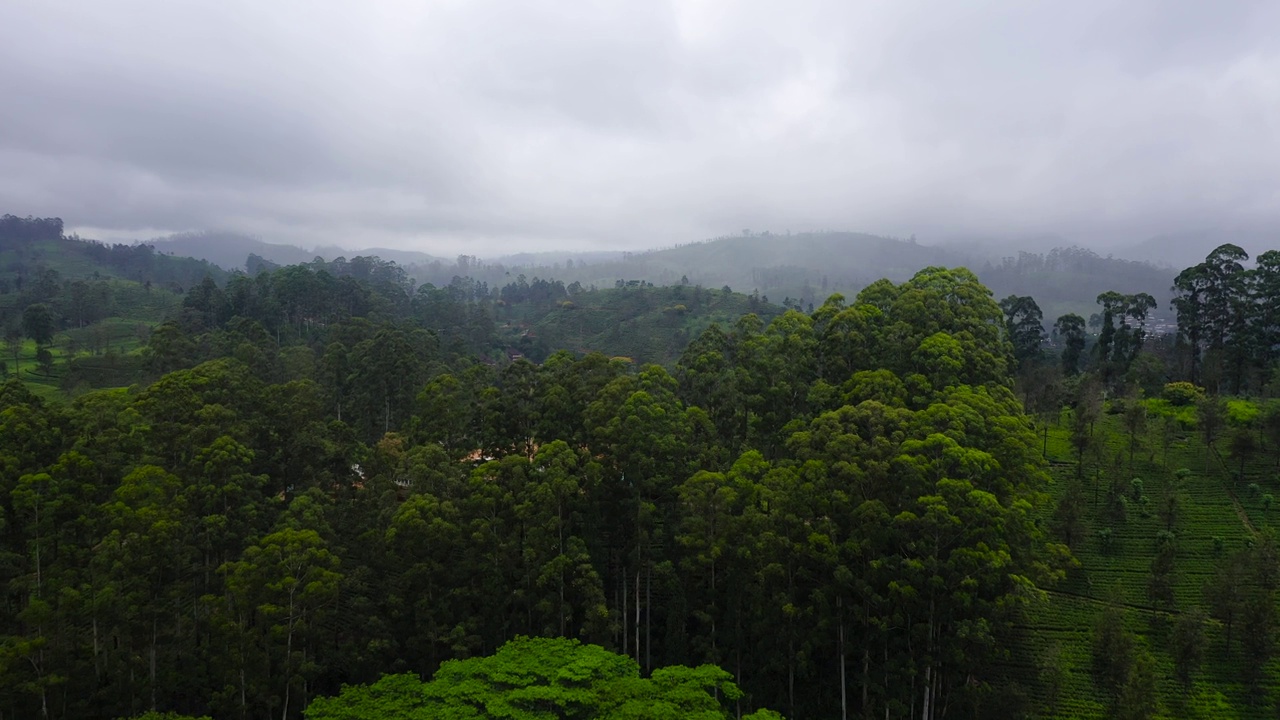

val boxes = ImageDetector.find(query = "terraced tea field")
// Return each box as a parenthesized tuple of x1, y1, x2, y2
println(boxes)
(1017, 410, 1280, 718)
(5, 318, 150, 400)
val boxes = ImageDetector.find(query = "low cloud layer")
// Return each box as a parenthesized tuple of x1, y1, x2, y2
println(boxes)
(3, 1, 1278, 255)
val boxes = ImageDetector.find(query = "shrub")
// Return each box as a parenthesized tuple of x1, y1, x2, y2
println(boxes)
(1097, 527, 1115, 553)
(1137, 495, 1152, 518)
(1226, 399, 1261, 426)
(1107, 494, 1129, 525)
(1162, 381, 1203, 406)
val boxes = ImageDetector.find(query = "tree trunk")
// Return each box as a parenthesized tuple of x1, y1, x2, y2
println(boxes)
(839, 598, 847, 720)
(862, 644, 870, 715)
(283, 593, 296, 720)
(558, 501, 566, 636)
(33, 501, 42, 597)
(634, 570, 640, 666)
(150, 618, 158, 711)
(788, 631, 795, 720)
(93, 614, 101, 683)
(923, 594, 938, 720)
(646, 563, 652, 672)
(884, 644, 890, 720)
(922, 662, 932, 720)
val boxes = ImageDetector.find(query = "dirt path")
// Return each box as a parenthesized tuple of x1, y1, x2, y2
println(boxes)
(1228, 494, 1260, 538)
(1212, 447, 1259, 538)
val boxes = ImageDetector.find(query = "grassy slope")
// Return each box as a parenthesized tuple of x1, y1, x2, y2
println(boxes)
(2, 232, 195, 399)
(6, 325, 150, 400)
(1018, 411, 1280, 719)
(6, 338, 72, 400)
(4, 287, 178, 401)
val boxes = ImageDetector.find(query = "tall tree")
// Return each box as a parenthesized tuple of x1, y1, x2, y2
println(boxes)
(999, 295, 1046, 368)
(1174, 244, 1251, 391)
(1169, 607, 1207, 688)
(1171, 263, 1210, 385)
(1053, 314, 1087, 376)
(223, 524, 343, 720)
(21, 303, 55, 347)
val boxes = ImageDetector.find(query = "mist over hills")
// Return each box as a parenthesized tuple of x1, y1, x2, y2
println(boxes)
(487, 231, 961, 294)
(1116, 225, 1280, 270)
(403, 231, 1176, 326)
(136, 225, 1192, 325)
(111, 218, 1277, 337)
(149, 231, 448, 271)
(150, 231, 320, 270)
(311, 245, 448, 268)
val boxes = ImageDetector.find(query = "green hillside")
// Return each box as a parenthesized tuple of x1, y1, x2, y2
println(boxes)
(1, 215, 224, 398)
(1017, 404, 1280, 719)
(1, 216, 227, 289)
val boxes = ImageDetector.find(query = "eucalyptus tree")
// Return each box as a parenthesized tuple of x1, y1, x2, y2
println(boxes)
(1093, 292, 1157, 385)
(1053, 313, 1088, 376)
(999, 294, 1046, 367)
(1173, 244, 1251, 391)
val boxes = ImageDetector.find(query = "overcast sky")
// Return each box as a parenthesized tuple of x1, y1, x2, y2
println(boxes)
(2, 1, 1278, 255)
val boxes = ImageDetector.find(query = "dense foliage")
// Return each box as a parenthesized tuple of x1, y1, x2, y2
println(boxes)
(1167, 243, 1280, 394)
(0, 261, 1061, 719)
(25, 216, 1280, 717)
(305, 636, 783, 720)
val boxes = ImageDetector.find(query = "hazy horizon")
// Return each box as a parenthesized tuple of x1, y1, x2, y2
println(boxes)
(4, 1, 1279, 257)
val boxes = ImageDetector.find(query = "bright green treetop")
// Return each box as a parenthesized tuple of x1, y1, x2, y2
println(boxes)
(304, 636, 783, 720)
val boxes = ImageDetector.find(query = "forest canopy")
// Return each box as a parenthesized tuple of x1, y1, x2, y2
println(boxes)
(0, 262, 1061, 720)
(17, 211, 1280, 718)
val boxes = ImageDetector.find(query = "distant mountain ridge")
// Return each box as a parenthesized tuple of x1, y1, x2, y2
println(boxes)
(483, 231, 972, 302)
(1117, 225, 1280, 269)
(150, 231, 315, 270)
(312, 245, 447, 268)
(390, 230, 1179, 326)
(150, 231, 448, 271)
(31, 218, 1194, 330)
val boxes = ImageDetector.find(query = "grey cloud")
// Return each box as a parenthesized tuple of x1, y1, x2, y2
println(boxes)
(2, 0, 1278, 256)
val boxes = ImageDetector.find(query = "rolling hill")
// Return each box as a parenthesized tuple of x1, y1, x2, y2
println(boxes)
(149, 231, 449, 271)
(412, 232, 1179, 326)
